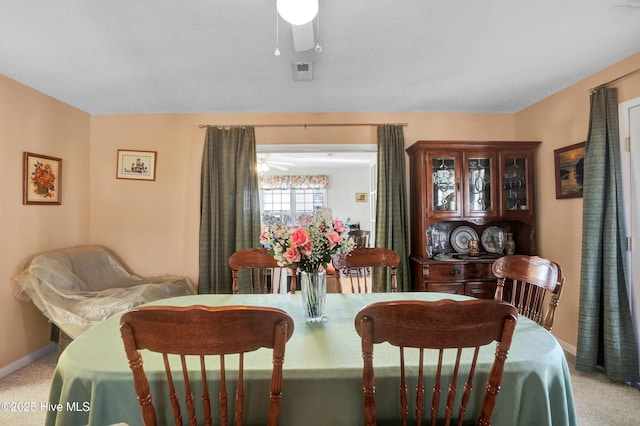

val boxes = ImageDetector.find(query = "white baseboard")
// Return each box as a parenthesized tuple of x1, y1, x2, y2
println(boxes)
(556, 337, 577, 355)
(0, 343, 57, 379)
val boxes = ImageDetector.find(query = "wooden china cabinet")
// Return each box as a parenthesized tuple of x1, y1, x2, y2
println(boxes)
(407, 140, 541, 298)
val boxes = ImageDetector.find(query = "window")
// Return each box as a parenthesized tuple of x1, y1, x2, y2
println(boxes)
(259, 174, 329, 225)
(261, 188, 327, 225)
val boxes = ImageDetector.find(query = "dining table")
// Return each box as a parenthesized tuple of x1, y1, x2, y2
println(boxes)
(46, 292, 577, 426)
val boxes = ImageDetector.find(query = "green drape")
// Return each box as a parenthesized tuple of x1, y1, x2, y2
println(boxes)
(576, 87, 639, 382)
(198, 127, 261, 294)
(375, 124, 410, 291)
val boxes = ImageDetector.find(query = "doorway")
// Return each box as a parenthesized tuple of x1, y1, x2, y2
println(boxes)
(619, 95, 640, 377)
(256, 144, 378, 244)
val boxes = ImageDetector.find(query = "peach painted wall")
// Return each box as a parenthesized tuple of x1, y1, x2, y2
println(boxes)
(0, 75, 90, 368)
(515, 51, 640, 349)
(89, 112, 516, 285)
(7, 51, 639, 369)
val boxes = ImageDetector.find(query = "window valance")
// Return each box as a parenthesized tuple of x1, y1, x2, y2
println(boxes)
(259, 175, 329, 190)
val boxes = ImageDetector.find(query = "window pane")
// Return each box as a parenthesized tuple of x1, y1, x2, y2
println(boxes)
(262, 189, 292, 224)
(295, 189, 324, 216)
(261, 188, 326, 225)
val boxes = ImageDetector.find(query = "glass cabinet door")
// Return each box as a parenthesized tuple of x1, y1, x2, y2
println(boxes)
(431, 156, 457, 213)
(467, 157, 492, 213)
(503, 156, 529, 211)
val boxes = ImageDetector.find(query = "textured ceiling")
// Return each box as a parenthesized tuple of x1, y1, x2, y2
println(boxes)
(1, 1, 639, 115)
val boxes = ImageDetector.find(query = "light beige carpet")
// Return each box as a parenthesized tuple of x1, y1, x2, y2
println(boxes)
(0, 350, 57, 426)
(565, 352, 640, 425)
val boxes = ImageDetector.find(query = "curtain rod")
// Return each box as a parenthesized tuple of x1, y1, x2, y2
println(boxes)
(198, 122, 408, 129)
(590, 67, 640, 93)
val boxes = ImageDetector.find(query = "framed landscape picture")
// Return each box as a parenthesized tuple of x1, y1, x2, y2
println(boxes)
(554, 142, 585, 199)
(116, 149, 157, 181)
(23, 152, 62, 205)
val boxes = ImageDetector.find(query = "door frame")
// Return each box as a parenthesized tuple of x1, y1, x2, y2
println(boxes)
(618, 95, 640, 374)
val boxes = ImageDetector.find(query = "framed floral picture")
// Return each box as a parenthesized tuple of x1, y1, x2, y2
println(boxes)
(23, 152, 62, 205)
(116, 149, 157, 181)
(554, 142, 586, 199)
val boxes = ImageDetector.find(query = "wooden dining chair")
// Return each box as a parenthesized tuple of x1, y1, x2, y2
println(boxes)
(354, 299, 518, 426)
(120, 304, 294, 426)
(229, 248, 297, 294)
(492, 254, 565, 331)
(333, 247, 399, 293)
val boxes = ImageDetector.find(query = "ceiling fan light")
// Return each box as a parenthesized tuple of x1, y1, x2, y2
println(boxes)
(277, 0, 318, 26)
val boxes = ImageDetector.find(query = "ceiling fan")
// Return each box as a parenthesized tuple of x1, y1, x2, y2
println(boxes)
(257, 154, 293, 172)
(274, 0, 321, 57)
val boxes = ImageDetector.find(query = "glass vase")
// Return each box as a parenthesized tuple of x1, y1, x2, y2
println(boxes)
(300, 270, 327, 323)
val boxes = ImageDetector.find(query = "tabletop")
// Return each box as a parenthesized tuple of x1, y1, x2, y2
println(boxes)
(46, 292, 577, 425)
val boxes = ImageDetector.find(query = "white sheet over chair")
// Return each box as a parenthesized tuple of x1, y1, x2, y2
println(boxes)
(11, 245, 196, 339)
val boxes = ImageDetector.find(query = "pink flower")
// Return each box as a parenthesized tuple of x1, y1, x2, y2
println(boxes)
(289, 228, 310, 247)
(333, 219, 346, 234)
(284, 247, 301, 264)
(299, 215, 312, 227)
(259, 230, 271, 244)
(300, 241, 314, 256)
(325, 232, 342, 249)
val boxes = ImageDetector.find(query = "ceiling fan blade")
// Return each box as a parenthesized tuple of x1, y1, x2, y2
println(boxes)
(268, 160, 294, 166)
(270, 164, 289, 171)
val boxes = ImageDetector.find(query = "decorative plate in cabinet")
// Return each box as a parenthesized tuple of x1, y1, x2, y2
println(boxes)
(450, 226, 478, 254)
(481, 226, 507, 254)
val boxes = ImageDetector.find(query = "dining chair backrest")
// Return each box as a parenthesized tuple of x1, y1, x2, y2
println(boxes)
(492, 254, 564, 331)
(348, 229, 371, 248)
(120, 304, 294, 426)
(229, 248, 296, 294)
(354, 299, 518, 426)
(333, 247, 399, 293)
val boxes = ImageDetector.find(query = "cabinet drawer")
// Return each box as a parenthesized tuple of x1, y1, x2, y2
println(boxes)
(425, 282, 465, 295)
(465, 281, 497, 300)
(425, 262, 494, 282)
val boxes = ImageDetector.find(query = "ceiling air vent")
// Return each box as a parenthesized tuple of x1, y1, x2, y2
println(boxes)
(292, 61, 313, 81)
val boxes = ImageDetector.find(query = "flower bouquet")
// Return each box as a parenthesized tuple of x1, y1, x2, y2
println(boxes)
(30, 161, 56, 198)
(260, 211, 355, 321)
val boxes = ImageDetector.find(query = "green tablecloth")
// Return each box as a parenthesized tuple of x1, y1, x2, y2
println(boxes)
(46, 293, 577, 425)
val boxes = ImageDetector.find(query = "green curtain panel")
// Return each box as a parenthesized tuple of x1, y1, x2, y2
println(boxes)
(375, 124, 410, 291)
(198, 127, 261, 294)
(576, 87, 639, 382)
